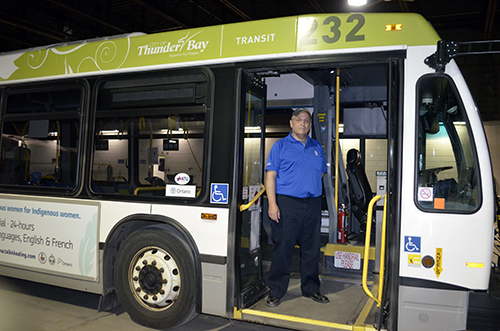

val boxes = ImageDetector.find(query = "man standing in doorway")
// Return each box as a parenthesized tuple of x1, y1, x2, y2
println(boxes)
(265, 108, 329, 307)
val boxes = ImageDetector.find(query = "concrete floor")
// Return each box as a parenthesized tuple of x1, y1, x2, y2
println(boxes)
(0, 275, 288, 331)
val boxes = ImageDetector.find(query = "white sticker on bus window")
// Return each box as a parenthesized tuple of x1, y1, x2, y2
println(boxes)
(174, 173, 190, 185)
(418, 187, 433, 201)
(166, 184, 196, 198)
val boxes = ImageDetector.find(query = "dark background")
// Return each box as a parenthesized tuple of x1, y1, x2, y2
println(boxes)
(1, 0, 499, 120)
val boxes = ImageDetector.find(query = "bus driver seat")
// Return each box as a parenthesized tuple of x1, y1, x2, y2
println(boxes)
(346, 148, 373, 230)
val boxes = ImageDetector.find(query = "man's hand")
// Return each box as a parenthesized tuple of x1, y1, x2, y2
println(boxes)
(265, 170, 280, 222)
(268, 203, 280, 223)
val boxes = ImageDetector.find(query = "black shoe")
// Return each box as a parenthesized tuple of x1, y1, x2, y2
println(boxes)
(304, 292, 329, 303)
(266, 295, 281, 307)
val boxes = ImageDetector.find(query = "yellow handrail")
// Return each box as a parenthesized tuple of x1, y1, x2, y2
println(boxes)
(134, 186, 165, 195)
(362, 194, 387, 307)
(334, 69, 340, 212)
(239, 184, 266, 212)
(378, 195, 388, 305)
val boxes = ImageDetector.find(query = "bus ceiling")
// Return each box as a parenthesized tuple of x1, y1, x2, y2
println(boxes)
(264, 64, 388, 110)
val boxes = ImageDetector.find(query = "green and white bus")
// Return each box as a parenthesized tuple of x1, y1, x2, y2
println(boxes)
(0, 13, 497, 331)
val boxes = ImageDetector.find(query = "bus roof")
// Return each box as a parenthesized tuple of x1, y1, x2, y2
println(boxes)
(0, 13, 439, 84)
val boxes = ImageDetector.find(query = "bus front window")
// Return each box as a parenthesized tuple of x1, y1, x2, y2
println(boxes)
(416, 75, 480, 212)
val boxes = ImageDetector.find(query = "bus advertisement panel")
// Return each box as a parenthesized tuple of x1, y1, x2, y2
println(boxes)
(0, 196, 98, 280)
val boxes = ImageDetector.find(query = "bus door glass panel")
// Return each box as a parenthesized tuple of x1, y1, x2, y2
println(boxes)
(365, 139, 388, 191)
(416, 75, 479, 211)
(237, 71, 266, 308)
(0, 87, 83, 190)
(240, 91, 264, 290)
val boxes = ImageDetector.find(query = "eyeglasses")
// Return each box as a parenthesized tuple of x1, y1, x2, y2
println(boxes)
(293, 117, 311, 125)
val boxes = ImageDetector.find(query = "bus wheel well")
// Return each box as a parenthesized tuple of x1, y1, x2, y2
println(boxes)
(99, 215, 201, 314)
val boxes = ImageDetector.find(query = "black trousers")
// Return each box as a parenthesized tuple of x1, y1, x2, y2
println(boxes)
(267, 194, 322, 299)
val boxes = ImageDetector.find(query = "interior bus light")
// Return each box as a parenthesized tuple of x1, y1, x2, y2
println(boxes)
(100, 129, 119, 135)
(244, 126, 261, 133)
(161, 128, 184, 134)
(385, 24, 402, 31)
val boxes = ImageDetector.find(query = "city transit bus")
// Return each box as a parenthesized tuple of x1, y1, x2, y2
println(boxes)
(0, 12, 498, 331)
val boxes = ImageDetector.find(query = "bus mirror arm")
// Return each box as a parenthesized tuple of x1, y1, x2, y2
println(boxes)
(424, 40, 459, 73)
(425, 39, 500, 72)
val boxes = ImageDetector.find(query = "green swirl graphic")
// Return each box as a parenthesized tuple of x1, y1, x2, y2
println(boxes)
(78, 213, 97, 276)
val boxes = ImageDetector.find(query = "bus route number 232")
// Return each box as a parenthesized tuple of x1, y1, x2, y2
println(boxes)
(299, 14, 366, 46)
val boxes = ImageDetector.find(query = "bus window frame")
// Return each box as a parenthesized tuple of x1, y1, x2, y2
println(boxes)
(0, 80, 88, 196)
(414, 73, 482, 214)
(89, 69, 214, 204)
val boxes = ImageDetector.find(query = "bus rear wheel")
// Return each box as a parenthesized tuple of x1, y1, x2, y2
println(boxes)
(114, 228, 198, 329)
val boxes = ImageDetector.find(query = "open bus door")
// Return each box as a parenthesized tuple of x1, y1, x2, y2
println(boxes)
(235, 69, 268, 309)
(232, 60, 401, 330)
(322, 60, 402, 331)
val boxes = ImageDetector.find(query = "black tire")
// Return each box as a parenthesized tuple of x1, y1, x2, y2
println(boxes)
(114, 228, 198, 329)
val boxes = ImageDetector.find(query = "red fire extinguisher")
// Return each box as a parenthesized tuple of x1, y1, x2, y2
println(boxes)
(337, 204, 348, 243)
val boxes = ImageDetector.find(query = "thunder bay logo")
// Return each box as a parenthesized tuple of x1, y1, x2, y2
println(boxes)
(137, 31, 209, 56)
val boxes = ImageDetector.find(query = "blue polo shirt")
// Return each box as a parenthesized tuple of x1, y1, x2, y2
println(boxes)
(266, 133, 327, 198)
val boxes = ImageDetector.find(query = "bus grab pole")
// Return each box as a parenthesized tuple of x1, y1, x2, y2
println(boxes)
(335, 69, 340, 212)
(362, 194, 387, 307)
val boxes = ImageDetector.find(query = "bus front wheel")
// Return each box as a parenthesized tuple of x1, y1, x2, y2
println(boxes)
(114, 228, 198, 329)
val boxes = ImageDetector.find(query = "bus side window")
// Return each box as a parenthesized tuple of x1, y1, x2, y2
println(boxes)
(416, 75, 480, 212)
(91, 72, 208, 199)
(91, 115, 205, 197)
(0, 87, 82, 190)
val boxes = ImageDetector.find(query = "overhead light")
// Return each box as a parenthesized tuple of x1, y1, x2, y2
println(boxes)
(348, 0, 367, 6)
(245, 126, 261, 134)
(100, 129, 119, 135)
(161, 128, 184, 134)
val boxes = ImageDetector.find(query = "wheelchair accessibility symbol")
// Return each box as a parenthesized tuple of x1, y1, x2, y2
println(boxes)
(404, 236, 421, 252)
(211, 183, 228, 204)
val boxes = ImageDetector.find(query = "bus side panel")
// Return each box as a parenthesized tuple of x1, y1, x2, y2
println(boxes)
(444, 60, 495, 287)
(151, 204, 229, 316)
(398, 46, 495, 330)
(99, 200, 151, 243)
(0, 250, 104, 294)
(150, 205, 229, 257)
(398, 286, 468, 331)
(0, 194, 102, 292)
(401, 47, 494, 289)
(200, 261, 227, 316)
